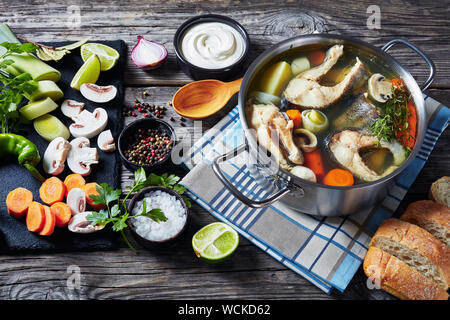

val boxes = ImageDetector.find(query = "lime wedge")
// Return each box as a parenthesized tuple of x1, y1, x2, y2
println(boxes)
(81, 43, 119, 71)
(70, 54, 100, 90)
(192, 222, 239, 263)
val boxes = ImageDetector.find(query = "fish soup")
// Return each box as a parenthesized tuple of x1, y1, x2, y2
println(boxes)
(245, 44, 416, 186)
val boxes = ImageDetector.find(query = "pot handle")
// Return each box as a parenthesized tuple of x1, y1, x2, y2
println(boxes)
(381, 39, 436, 91)
(212, 144, 291, 208)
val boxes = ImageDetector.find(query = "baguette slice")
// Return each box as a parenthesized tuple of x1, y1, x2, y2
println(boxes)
(430, 176, 449, 207)
(363, 247, 448, 300)
(400, 200, 450, 247)
(369, 218, 450, 290)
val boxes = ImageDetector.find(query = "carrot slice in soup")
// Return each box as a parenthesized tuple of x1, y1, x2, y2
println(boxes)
(307, 50, 326, 67)
(323, 169, 354, 187)
(6, 187, 33, 219)
(40, 177, 66, 205)
(51, 202, 72, 228)
(26, 201, 46, 232)
(285, 109, 302, 128)
(83, 182, 107, 211)
(39, 205, 56, 236)
(64, 173, 86, 197)
(303, 149, 325, 181)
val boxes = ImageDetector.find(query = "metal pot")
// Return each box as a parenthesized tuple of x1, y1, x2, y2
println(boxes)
(212, 34, 435, 216)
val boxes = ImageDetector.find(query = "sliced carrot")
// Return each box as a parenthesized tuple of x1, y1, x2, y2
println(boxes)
(285, 109, 302, 128)
(303, 149, 325, 181)
(397, 101, 417, 149)
(39, 205, 56, 236)
(307, 50, 326, 67)
(83, 182, 107, 211)
(26, 201, 46, 233)
(64, 173, 86, 197)
(323, 169, 354, 187)
(39, 177, 66, 205)
(6, 187, 33, 219)
(50, 202, 72, 228)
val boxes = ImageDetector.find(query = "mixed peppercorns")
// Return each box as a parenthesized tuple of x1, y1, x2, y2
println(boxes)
(123, 128, 173, 166)
(123, 99, 166, 119)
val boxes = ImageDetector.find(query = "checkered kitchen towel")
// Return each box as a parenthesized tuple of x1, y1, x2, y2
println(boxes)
(179, 95, 449, 293)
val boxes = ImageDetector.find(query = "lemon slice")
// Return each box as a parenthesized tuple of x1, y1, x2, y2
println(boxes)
(192, 222, 239, 263)
(70, 54, 100, 91)
(81, 43, 119, 71)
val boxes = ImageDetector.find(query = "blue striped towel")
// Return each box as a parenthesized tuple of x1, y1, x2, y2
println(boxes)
(179, 95, 449, 294)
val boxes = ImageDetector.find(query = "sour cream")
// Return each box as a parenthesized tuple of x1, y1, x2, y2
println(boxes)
(180, 22, 246, 69)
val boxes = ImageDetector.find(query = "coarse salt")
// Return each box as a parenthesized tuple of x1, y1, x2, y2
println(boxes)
(131, 190, 186, 241)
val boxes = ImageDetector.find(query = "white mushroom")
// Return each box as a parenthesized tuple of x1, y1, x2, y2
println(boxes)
(66, 187, 86, 216)
(80, 83, 117, 103)
(68, 211, 105, 233)
(368, 73, 393, 103)
(290, 166, 317, 182)
(293, 128, 318, 153)
(97, 129, 116, 152)
(69, 108, 108, 138)
(61, 99, 84, 118)
(67, 137, 99, 176)
(42, 137, 71, 175)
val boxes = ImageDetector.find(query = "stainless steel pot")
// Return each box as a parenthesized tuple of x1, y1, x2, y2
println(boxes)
(212, 34, 435, 216)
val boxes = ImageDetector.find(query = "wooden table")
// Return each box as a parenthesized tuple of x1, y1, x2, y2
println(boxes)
(0, 0, 449, 300)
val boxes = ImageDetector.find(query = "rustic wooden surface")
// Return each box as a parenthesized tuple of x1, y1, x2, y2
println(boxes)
(0, 0, 449, 300)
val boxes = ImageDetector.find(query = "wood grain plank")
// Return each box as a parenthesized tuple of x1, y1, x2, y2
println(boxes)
(1, 0, 449, 87)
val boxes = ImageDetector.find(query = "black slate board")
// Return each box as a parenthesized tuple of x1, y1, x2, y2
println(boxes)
(0, 40, 126, 253)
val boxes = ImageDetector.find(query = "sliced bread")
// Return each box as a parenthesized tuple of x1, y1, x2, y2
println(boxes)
(369, 218, 450, 290)
(363, 247, 449, 300)
(429, 176, 449, 207)
(400, 200, 450, 247)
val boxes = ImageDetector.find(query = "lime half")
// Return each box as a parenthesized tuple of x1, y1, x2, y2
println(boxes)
(81, 43, 119, 71)
(192, 222, 239, 263)
(70, 54, 100, 90)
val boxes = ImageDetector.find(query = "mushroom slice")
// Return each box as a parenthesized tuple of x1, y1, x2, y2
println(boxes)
(293, 128, 317, 152)
(97, 130, 116, 152)
(69, 108, 108, 138)
(42, 137, 71, 175)
(61, 99, 84, 118)
(68, 211, 105, 233)
(290, 166, 317, 182)
(368, 73, 393, 103)
(80, 83, 117, 103)
(67, 137, 99, 176)
(66, 187, 86, 216)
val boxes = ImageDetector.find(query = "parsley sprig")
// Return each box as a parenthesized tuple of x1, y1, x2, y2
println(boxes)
(0, 42, 38, 133)
(86, 168, 191, 253)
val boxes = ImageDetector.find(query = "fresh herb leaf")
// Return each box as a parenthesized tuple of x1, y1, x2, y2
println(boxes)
(141, 208, 168, 223)
(86, 209, 109, 226)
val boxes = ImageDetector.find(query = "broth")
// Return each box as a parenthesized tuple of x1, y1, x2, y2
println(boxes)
(246, 43, 416, 186)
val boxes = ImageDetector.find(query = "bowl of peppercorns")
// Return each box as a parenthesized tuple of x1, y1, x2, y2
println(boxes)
(118, 118, 176, 173)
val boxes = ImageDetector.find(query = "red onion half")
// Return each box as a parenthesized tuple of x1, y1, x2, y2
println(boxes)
(131, 35, 168, 70)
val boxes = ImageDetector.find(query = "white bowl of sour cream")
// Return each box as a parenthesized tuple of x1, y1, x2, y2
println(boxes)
(174, 15, 250, 80)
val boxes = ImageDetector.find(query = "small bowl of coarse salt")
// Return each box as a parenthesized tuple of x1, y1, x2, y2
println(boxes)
(128, 186, 189, 249)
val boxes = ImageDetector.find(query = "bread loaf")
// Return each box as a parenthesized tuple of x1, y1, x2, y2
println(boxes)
(429, 176, 449, 207)
(369, 218, 450, 290)
(363, 247, 449, 300)
(400, 200, 450, 247)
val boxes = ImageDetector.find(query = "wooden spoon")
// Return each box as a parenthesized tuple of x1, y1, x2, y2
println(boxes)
(172, 78, 242, 119)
